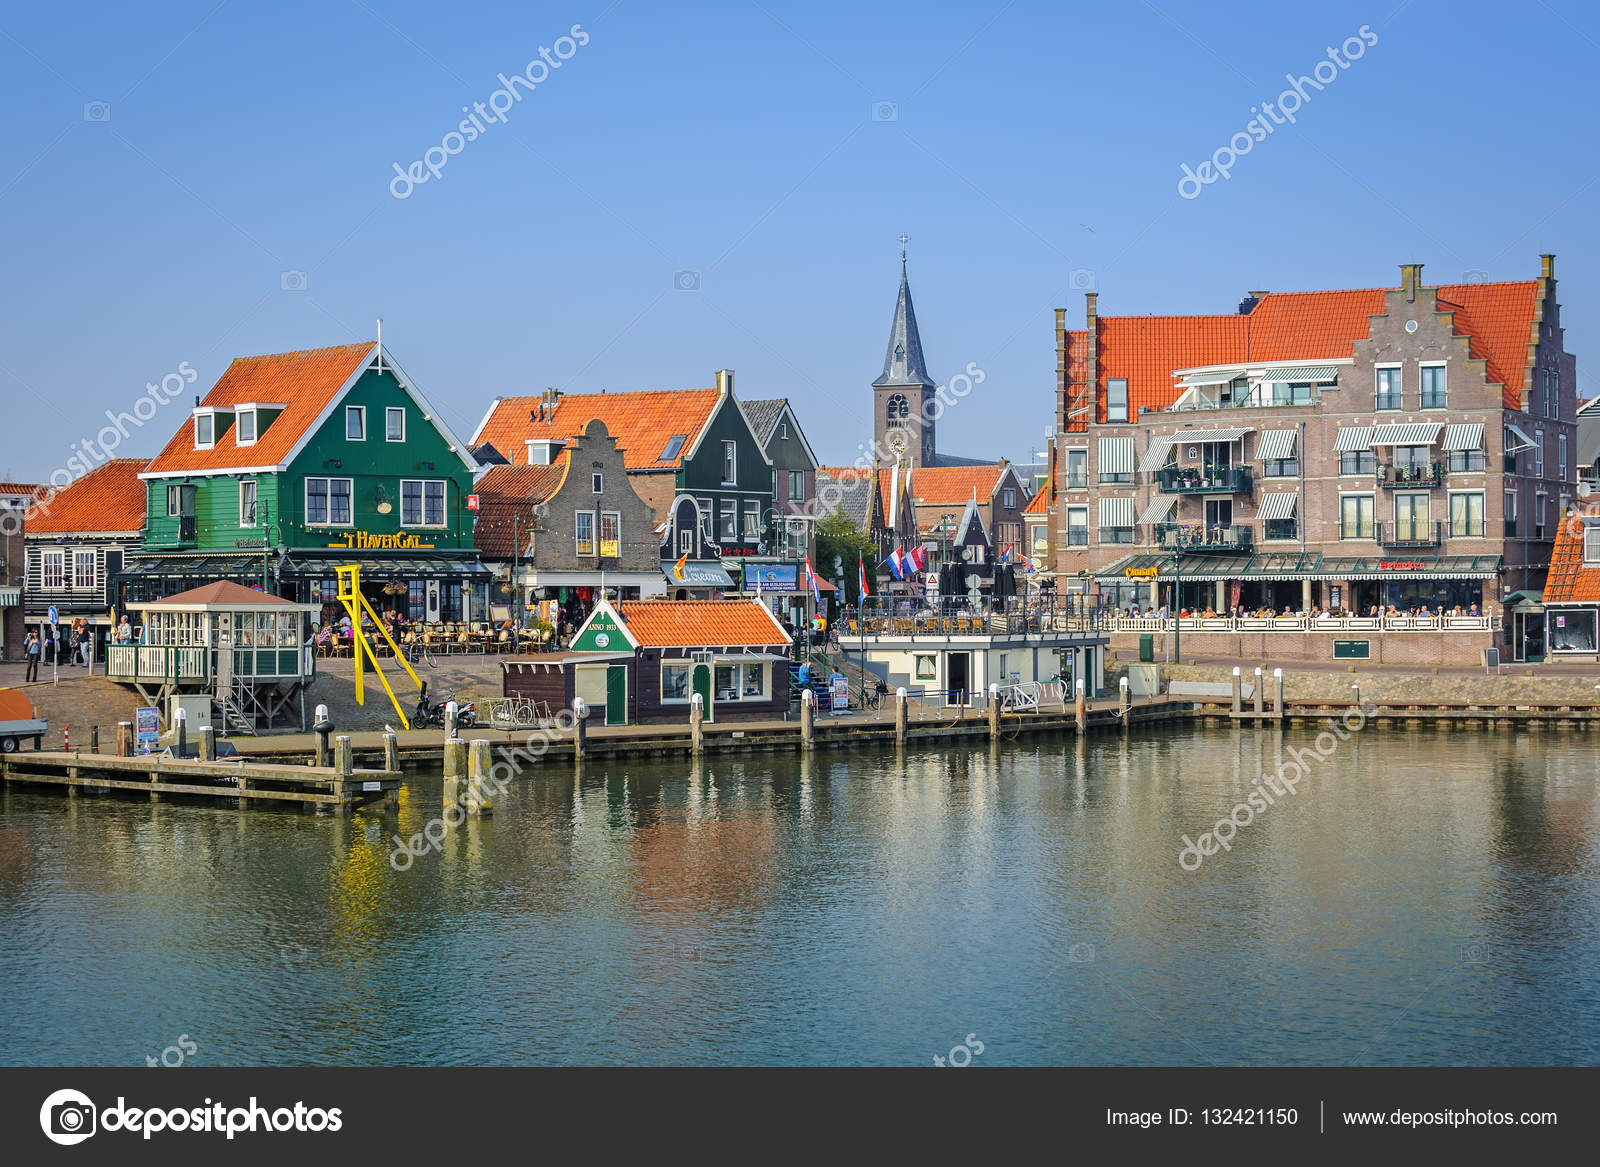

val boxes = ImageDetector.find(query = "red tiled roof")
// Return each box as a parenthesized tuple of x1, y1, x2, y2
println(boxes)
(903, 464, 1011, 506)
(24, 459, 148, 533)
(1543, 513, 1600, 603)
(1072, 278, 1542, 418)
(0, 481, 45, 496)
(144, 342, 375, 475)
(473, 389, 721, 472)
(469, 463, 569, 557)
(1023, 487, 1049, 515)
(615, 599, 790, 647)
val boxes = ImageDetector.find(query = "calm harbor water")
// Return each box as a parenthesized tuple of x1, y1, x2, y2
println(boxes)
(1, 725, 1597, 1066)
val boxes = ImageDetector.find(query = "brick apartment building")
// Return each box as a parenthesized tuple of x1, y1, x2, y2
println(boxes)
(1051, 256, 1576, 663)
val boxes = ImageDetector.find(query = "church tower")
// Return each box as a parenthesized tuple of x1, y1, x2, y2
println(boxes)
(872, 243, 937, 469)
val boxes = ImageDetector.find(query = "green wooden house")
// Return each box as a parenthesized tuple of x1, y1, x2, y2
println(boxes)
(126, 339, 490, 620)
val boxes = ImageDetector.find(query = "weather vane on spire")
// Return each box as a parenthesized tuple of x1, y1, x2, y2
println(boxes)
(898, 233, 910, 268)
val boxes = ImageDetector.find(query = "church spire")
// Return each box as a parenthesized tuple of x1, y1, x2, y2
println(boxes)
(872, 244, 935, 390)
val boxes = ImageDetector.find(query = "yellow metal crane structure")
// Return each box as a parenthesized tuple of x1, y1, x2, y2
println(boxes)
(335, 564, 422, 729)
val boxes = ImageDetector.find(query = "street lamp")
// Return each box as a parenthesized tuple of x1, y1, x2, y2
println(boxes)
(259, 501, 286, 593)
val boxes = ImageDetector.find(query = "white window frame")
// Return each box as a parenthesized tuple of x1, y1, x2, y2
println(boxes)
(1535, 492, 1548, 540)
(575, 510, 596, 556)
(386, 406, 405, 442)
(1447, 490, 1485, 538)
(306, 477, 354, 527)
(599, 511, 620, 556)
(1340, 493, 1376, 540)
(193, 413, 215, 449)
(697, 498, 714, 539)
(661, 660, 692, 703)
(719, 499, 738, 541)
(591, 472, 604, 494)
(239, 480, 258, 528)
(787, 469, 804, 501)
(740, 661, 768, 699)
(400, 479, 448, 528)
(1534, 430, 1545, 477)
(1106, 378, 1129, 423)
(677, 528, 694, 556)
(1583, 525, 1600, 564)
(1003, 488, 1017, 508)
(40, 549, 64, 589)
(742, 499, 760, 542)
(721, 440, 738, 485)
(1505, 489, 1518, 532)
(345, 405, 366, 442)
(1559, 433, 1568, 479)
(235, 408, 257, 446)
(1064, 447, 1088, 488)
(1418, 362, 1447, 409)
(1065, 505, 1089, 546)
(1375, 364, 1403, 410)
(72, 549, 96, 591)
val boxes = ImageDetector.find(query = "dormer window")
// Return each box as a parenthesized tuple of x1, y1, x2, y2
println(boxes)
(236, 408, 257, 446)
(194, 414, 215, 448)
(526, 439, 564, 465)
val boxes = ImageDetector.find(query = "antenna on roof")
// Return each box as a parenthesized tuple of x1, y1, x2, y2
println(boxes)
(374, 318, 387, 372)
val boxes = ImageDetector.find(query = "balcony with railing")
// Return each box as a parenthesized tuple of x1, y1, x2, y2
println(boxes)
(1377, 521, 1442, 548)
(1155, 522, 1254, 553)
(1376, 462, 1443, 489)
(1155, 465, 1253, 495)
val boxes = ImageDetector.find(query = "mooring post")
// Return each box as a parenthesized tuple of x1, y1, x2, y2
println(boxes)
(444, 700, 458, 741)
(895, 687, 907, 747)
(1075, 678, 1087, 733)
(199, 726, 216, 762)
(314, 704, 333, 769)
(691, 692, 705, 755)
(117, 721, 132, 757)
(573, 698, 587, 764)
(1119, 676, 1131, 721)
(1253, 667, 1264, 717)
(443, 739, 467, 778)
(174, 707, 188, 758)
(467, 739, 493, 816)
(988, 683, 1001, 740)
(1231, 667, 1243, 715)
(331, 734, 353, 814)
(1273, 668, 1285, 716)
(799, 688, 813, 751)
(383, 731, 400, 773)
(90, 725, 99, 754)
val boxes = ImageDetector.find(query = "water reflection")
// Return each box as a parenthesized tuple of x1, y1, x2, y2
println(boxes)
(0, 725, 1596, 1066)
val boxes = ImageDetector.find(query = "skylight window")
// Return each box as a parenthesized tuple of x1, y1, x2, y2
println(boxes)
(659, 434, 687, 461)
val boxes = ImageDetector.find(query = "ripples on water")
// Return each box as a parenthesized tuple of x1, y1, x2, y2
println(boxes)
(1, 725, 1596, 1066)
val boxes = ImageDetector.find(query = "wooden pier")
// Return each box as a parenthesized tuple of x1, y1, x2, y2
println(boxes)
(1, 738, 402, 811)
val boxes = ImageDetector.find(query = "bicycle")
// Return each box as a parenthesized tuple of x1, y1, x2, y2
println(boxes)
(861, 679, 887, 711)
(404, 639, 438, 669)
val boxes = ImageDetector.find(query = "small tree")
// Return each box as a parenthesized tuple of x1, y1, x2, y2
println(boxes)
(815, 509, 878, 607)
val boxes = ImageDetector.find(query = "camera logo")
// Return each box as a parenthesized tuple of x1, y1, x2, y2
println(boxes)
(1069, 268, 1097, 291)
(40, 1089, 97, 1146)
(280, 270, 308, 292)
(673, 269, 700, 291)
(83, 101, 111, 122)
(872, 101, 899, 122)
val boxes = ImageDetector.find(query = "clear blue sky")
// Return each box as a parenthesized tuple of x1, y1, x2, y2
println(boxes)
(1, 0, 1595, 481)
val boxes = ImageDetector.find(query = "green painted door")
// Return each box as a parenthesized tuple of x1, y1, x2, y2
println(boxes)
(692, 663, 712, 722)
(606, 665, 627, 725)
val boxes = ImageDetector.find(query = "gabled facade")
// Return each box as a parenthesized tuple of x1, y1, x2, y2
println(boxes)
(1, 481, 44, 657)
(1541, 508, 1600, 659)
(23, 459, 148, 648)
(740, 397, 819, 563)
(129, 340, 488, 621)
(901, 463, 1028, 568)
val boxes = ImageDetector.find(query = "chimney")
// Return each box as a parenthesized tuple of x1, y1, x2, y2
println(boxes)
(716, 369, 735, 397)
(1239, 290, 1268, 314)
(1541, 253, 1556, 280)
(1084, 293, 1099, 426)
(1054, 308, 1068, 439)
(1400, 263, 1424, 303)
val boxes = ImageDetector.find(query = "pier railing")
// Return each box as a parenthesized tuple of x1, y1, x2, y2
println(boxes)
(1108, 614, 1501, 633)
(849, 599, 1108, 639)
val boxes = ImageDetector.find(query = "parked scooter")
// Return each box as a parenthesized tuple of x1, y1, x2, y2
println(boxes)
(413, 682, 477, 730)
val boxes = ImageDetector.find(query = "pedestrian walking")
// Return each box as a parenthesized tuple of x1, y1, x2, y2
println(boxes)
(24, 630, 40, 682)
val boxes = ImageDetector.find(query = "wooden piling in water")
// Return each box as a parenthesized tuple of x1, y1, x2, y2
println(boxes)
(988, 684, 1000, 740)
(1075, 679, 1087, 734)
(199, 727, 216, 761)
(691, 693, 705, 755)
(895, 688, 907, 747)
(799, 689, 813, 750)
(573, 699, 587, 764)
(467, 739, 493, 816)
(1232, 668, 1243, 715)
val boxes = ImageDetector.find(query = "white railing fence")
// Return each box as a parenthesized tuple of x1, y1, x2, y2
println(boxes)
(1108, 614, 1500, 634)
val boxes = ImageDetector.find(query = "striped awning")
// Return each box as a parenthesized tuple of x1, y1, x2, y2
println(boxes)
(1264, 364, 1342, 383)
(1098, 436, 1134, 475)
(1334, 426, 1374, 452)
(1177, 367, 1245, 387)
(1185, 427, 1254, 443)
(1098, 496, 1136, 527)
(1505, 423, 1537, 452)
(1443, 423, 1485, 452)
(1138, 495, 1177, 525)
(1370, 422, 1443, 446)
(1138, 436, 1175, 472)
(1257, 429, 1298, 461)
(1258, 492, 1299, 521)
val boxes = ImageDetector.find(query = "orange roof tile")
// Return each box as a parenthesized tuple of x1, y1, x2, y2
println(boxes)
(144, 342, 375, 475)
(1022, 487, 1049, 515)
(903, 464, 1011, 506)
(0, 482, 45, 496)
(1073, 278, 1542, 417)
(24, 459, 148, 533)
(470, 463, 569, 557)
(1543, 514, 1600, 604)
(615, 599, 790, 647)
(473, 389, 721, 472)
(143, 580, 297, 606)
